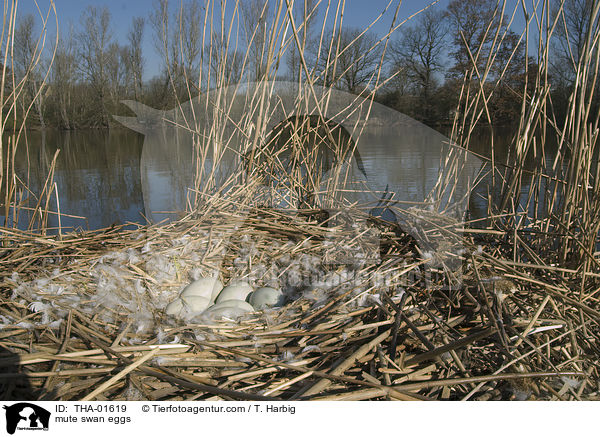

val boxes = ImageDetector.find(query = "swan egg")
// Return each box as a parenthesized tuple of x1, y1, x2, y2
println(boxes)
(205, 299, 255, 320)
(249, 287, 283, 309)
(215, 282, 253, 303)
(165, 298, 184, 316)
(180, 277, 223, 302)
(181, 295, 211, 312)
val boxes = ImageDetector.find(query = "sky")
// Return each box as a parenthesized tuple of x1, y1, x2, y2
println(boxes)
(16, 0, 528, 78)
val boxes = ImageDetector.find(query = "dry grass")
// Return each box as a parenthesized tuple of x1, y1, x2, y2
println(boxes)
(0, 191, 598, 401)
(1, 0, 599, 401)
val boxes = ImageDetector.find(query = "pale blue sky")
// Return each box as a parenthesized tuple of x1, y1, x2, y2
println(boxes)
(17, 0, 529, 78)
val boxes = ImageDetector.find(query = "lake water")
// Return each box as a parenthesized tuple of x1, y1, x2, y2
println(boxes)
(5, 129, 144, 231)
(2, 125, 543, 232)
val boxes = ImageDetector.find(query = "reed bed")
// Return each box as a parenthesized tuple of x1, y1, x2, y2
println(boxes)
(0, 190, 597, 401)
(1, 0, 600, 402)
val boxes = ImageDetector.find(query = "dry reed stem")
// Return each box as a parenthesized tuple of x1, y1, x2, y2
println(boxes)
(1, 0, 599, 401)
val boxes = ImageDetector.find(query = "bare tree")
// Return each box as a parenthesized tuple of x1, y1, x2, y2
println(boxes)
(106, 42, 128, 106)
(78, 6, 113, 126)
(176, 0, 203, 76)
(126, 17, 145, 101)
(286, 0, 318, 83)
(446, 0, 500, 77)
(241, 0, 270, 82)
(150, 0, 203, 102)
(549, 0, 599, 120)
(488, 30, 530, 124)
(150, 0, 171, 64)
(391, 8, 447, 121)
(51, 23, 77, 128)
(313, 27, 381, 94)
(378, 62, 412, 111)
(551, 0, 597, 83)
(149, 0, 175, 105)
(208, 32, 244, 86)
(14, 13, 45, 127)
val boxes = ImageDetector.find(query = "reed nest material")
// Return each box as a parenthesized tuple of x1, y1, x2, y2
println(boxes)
(0, 199, 598, 401)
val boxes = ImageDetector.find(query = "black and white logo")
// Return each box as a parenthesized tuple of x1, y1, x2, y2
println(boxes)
(3, 403, 50, 435)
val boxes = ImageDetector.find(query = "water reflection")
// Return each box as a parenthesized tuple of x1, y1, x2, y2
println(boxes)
(464, 127, 560, 224)
(357, 127, 468, 208)
(115, 83, 480, 228)
(5, 129, 144, 231)
(5, 125, 549, 232)
(139, 124, 240, 224)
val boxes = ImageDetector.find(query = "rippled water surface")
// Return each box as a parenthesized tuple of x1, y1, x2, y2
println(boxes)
(5, 125, 546, 232)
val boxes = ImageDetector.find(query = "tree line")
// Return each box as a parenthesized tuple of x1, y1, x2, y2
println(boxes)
(7, 0, 597, 130)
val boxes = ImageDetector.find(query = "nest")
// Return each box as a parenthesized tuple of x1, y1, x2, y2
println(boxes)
(0, 196, 598, 401)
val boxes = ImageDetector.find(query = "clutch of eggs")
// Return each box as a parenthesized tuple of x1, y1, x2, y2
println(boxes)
(165, 277, 283, 319)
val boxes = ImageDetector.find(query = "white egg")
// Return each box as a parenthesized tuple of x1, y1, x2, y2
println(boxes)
(180, 277, 223, 302)
(165, 298, 184, 316)
(215, 282, 253, 303)
(207, 299, 254, 316)
(206, 306, 249, 320)
(181, 295, 211, 312)
(205, 299, 255, 319)
(249, 287, 283, 309)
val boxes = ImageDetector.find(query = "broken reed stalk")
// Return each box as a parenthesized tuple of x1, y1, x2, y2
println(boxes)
(0, 195, 598, 401)
(1, 0, 58, 230)
(147, 0, 399, 223)
(449, 1, 600, 283)
(1, 0, 599, 402)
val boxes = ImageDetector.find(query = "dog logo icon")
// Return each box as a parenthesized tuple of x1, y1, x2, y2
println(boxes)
(3, 403, 50, 434)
